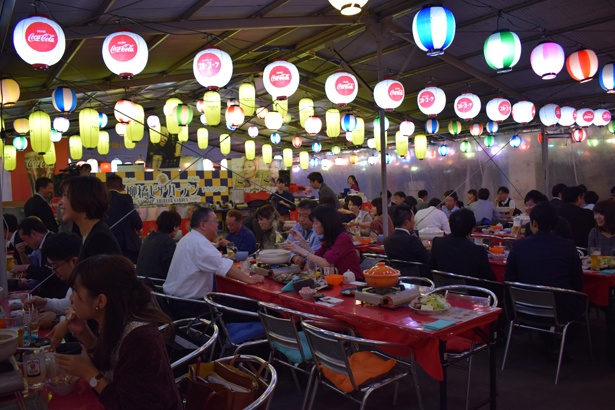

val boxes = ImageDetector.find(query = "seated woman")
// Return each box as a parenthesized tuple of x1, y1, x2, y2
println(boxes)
(588, 200, 615, 255)
(345, 195, 372, 237)
(254, 204, 283, 250)
(54, 254, 181, 409)
(283, 205, 362, 280)
(366, 197, 394, 236)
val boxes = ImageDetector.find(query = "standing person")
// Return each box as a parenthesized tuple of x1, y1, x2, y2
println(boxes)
(105, 175, 143, 264)
(345, 195, 372, 237)
(587, 200, 615, 255)
(557, 186, 595, 249)
(253, 204, 283, 250)
(54, 255, 182, 410)
(468, 188, 500, 225)
(269, 177, 296, 221)
(307, 172, 339, 209)
(58, 176, 122, 261)
(24, 177, 58, 233)
(287, 200, 322, 266)
(414, 198, 451, 234)
(216, 210, 257, 254)
(384, 204, 430, 264)
(137, 210, 182, 280)
(163, 207, 264, 318)
(467, 189, 478, 206)
(282, 205, 362, 279)
(416, 190, 429, 211)
(347, 175, 360, 192)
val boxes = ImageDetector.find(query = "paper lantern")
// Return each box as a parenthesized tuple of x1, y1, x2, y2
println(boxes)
(225, 104, 244, 127)
(51, 87, 76, 113)
(13, 15, 65, 69)
(328, 0, 368, 16)
(197, 128, 208, 149)
(483, 135, 495, 148)
(572, 129, 587, 143)
(417, 86, 446, 117)
(575, 108, 594, 128)
(539, 104, 561, 126)
(203, 91, 221, 126)
(0, 79, 20, 106)
(593, 109, 611, 127)
(484, 30, 521, 73)
(373, 116, 389, 131)
(425, 119, 439, 134)
(282, 148, 293, 167)
(367, 156, 378, 166)
(454, 93, 481, 121)
(29, 110, 51, 154)
(79, 108, 99, 148)
(566, 49, 599, 83)
(326, 108, 340, 138)
(50, 129, 61, 142)
(460, 140, 470, 153)
(13, 136, 27, 151)
(300, 151, 309, 170)
(395, 131, 408, 157)
(126, 103, 144, 142)
(195, 99, 206, 114)
(447, 120, 462, 136)
(193, 47, 233, 90)
(510, 135, 522, 148)
(298, 98, 314, 127)
(263, 60, 299, 100)
(373, 79, 405, 111)
(399, 120, 415, 137)
(367, 138, 376, 149)
(110, 158, 122, 172)
(325, 71, 358, 106)
(248, 126, 259, 138)
(537, 133, 551, 144)
(102, 31, 148, 79)
(256, 107, 268, 119)
(486, 121, 499, 134)
(100, 162, 111, 173)
(469, 123, 483, 137)
(312, 142, 322, 153)
(530, 42, 565, 80)
(608, 121, 615, 134)
(291, 136, 302, 148)
(174, 104, 193, 126)
(558, 106, 577, 127)
(238, 83, 255, 116)
(3, 145, 17, 171)
(351, 117, 365, 146)
(69, 135, 82, 159)
(270, 133, 281, 144)
(199, 114, 208, 125)
(512, 101, 536, 124)
(147, 115, 160, 131)
(115, 122, 127, 136)
(43, 143, 56, 165)
(305, 116, 322, 135)
(243, 140, 256, 161)
(486, 97, 511, 123)
(13, 118, 29, 134)
(438, 144, 449, 157)
(588, 138, 599, 147)
(114, 99, 137, 123)
(331, 145, 341, 155)
(220, 134, 231, 155)
(599, 63, 615, 93)
(412, 6, 456, 56)
(98, 130, 109, 155)
(341, 114, 357, 132)
(148, 117, 161, 144)
(98, 112, 108, 128)
(177, 125, 189, 143)
(262, 144, 273, 164)
(414, 134, 427, 160)
(123, 134, 135, 149)
(263, 111, 282, 131)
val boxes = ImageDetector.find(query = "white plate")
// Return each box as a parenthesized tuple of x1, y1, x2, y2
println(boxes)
(409, 295, 451, 315)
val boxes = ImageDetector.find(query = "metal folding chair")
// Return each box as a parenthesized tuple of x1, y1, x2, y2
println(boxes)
(388, 258, 429, 277)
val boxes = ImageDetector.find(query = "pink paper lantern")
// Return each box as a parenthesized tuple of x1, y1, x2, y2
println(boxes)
(566, 49, 599, 83)
(373, 79, 405, 111)
(454, 93, 481, 121)
(512, 101, 536, 124)
(102, 31, 148, 79)
(485, 97, 511, 123)
(325, 71, 358, 106)
(417, 86, 446, 117)
(530, 42, 565, 80)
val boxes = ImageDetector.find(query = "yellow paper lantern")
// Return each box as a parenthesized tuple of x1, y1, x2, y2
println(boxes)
(164, 98, 182, 134)
(273, 99, 288, 117)
(177, 125, 189, 142)
(299, 151, 309, 170)
(0, 78, 20, 106)
(98, 130, 110, 155)
(262, 144, 272, 164)
(126, 103, 145, 142)
(220, 134, 231, 155)
(352, 117, 365, 146)
(414, 134, 427, 160)
(29, 111, 51, 154)
(3, 145, 17, 171)
(395, 131, 408, 157)
(43, 143, 56, 165)
(326, 108, 340, 137)
(13, 118, 29, 134)
(124, 134, 135, 149)
(283, 148, 293, 167)
(245, 140, 256, 160)
(299, 98, 314, 128)
(148, 116, 162, 144)
(0, 137, 3, 157)
(79, 108, 100, 148)
(197, 128, 208, 149)
(69, 135, 83, 159)
(239, 83, 256, 116)
(203, 91, 221, 126)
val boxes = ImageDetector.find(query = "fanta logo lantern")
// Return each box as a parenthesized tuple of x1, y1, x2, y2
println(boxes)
(193, 48, 233, 90)
(325, 71, 358, 106)
(486, 97, 511, 123)
(558, 106, 577, 127)
(102, 31, 148, 79)
(263, 60, 299, 100)
(454, 93, 481, 121)
(417, 86, 446, 117)
(51, 87, 76, 113)
(575, 108, 594, 128)
(566, 49, 599, 83)
(13, 15, 65, 69)
(530, 42, 565, 80)
(593, 109, 611, 127)
(373, 79, 405, 111)
(539, 104, 561, 127)
(512, 101, 536, 124)
(412, 6, 455, 56)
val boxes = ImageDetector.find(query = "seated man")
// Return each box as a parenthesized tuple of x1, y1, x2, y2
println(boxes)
(557, 186, 595, 249)
(217, 210, 257, 254)
(522, 190, 573, 240)
(164, 207, 265, 319)
(288, 200, 323, 266)
(414, 198, 451, 234)
(384, 204, 429, 264)
(428, 209, 495, 280)
(468, 188, 500, 225)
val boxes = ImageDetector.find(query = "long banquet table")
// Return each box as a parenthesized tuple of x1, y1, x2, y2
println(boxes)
(217, 274, 501, 410)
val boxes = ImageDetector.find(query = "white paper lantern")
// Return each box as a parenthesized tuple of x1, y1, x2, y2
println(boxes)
(248, 126, 259, 138)
(305, 116, 322, 136)
(469, 123, 483, 137)
(13, 15, 65, 69)
(454, 93, 481, 121)
(373, 79, 405, 111)
(102, 31, 148, 79)
(593, 109, 612, 127)
(575, 108, 594, 127)
(263, 60, 299, 100)
(558, 106, 577, 127)
(539, 104, 561, 126)
(264, 111, 283, 131)
(399, 120, 415, 136)
(512, 101, 536, 124)
(530, 42, 565, 80)
(485, 98, 511, 123)
(325, 71, 358, 106)
(193, 47, 233, 90)
(417, 86, 446, 117)
(114, 99, 137, 123)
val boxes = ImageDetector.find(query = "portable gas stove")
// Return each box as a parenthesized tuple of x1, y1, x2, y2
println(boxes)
(253, 263, 301, 279)
(355, 284, 421, 308)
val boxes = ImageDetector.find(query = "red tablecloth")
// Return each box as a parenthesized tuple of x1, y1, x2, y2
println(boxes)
(217, 276, 500, 381)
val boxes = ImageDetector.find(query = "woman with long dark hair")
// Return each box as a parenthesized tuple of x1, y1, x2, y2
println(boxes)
(347, 175, 360, 192)
(55, 255, 181, 410)
(588, 200, 615, 255)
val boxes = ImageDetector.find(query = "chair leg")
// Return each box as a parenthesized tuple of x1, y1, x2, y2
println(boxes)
(392, 381, 399, 406)
(301, 368, 316, 410)
(501, 321, 515, 370)
(585, 316, 594, 362)
(465, 356, 473, 410)
(290, 367, 302, 395)
(409, 360, 424, 410)
(306, 371, 319, 410)
(555, 324, 570, 385)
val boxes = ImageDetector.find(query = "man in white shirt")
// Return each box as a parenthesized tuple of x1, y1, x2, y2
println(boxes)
(414, 198, 451, 234)
(164, 207, 265, 318)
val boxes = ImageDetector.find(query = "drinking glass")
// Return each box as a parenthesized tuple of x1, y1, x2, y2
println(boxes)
(307, 261, 319, 280)
(590, 247, 601, 271)
(227, 242, 236, 259)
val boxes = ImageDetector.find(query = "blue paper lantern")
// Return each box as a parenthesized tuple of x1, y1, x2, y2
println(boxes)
(438, 144, 449, 157)
(341, 113, 357, 132)
(425, 119, 439, 135)
(486, 121, 499, 134)
(13, 135, 28, 151)
(270, 132, 281, 144)
(312, 142, 322, 153)
(98, 112, 108, 128)
(412, 6, 456, 56)
(510, 135, 522, 148)
(599, 63, 615, 93)
(51, 87, 77, 113)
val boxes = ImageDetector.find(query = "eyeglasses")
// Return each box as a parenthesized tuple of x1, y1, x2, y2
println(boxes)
(45, 259, 69, 272)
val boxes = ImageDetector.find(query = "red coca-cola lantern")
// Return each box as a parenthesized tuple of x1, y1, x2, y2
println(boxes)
(512, 101, 536, 124)
(102, 31, 148, 79)
(454, 93, 481, 121)
(485, 97, 511, 123)
(325, 71, 358, 106)
(263, 60, 300, 100)
(539, 104, 561, 126)
(593, 109, 612, 127)
(575, 108, 594, 128)
(417, 86, 446, 117)
(374, 79, 405, 111)
(13, 15, 66, 70)
(193, 47, 233, 90)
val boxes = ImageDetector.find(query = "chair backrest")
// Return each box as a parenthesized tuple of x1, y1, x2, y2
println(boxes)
(151, 291, 209, 321)
(431, 270, 469, 288)
(398, 276, 435, 290)
(576, 247, 588, 257)
(388, 259, 428, 278)
(215, 355, 278, 410)
(205, 292, 261, 322)
(428, 285, 499, 307)
(360, 254, 386, 271)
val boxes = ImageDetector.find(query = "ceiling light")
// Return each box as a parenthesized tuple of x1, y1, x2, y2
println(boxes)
(329, 0, 368, 16)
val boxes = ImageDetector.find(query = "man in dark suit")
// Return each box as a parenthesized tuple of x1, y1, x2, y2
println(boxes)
(428, 209, 495, 280)
(24, 177, 58, 233)
(522, 190, 573, 240)
(384, 204, 429, 264)
(105, 174, 143, 264)
(557, 186, 595, 249)
(550, 183, 566, 208)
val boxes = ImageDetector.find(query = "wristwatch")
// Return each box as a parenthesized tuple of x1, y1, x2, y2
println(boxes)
(89, 373, 104, 388)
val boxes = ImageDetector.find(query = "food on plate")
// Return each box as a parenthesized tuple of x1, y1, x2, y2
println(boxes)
(410, 294, 450, 311)
(600, 256, 615, 269)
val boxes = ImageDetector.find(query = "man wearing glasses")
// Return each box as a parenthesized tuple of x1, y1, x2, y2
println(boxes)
(289, 200, 322, 267)
(164, 207, 265, 318)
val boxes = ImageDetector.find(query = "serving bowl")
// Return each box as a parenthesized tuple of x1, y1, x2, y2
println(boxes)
(234, 251, 249, 261)
(324, 274, 344, 286)
(0, 330, 18, 362)
(259, 249, 291, 265)
(363, 262, 400, 288)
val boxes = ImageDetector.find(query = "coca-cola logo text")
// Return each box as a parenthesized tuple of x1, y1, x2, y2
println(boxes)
(25, 156, 46, 169)
(196, 53, 222, 78)
(418, 90, 435, 108)
(456, 97, 474, 113)
(269, 66, 292, 88)
(25, 22, 58, 52)
(498, 101, 511, 114)
(108, 35, 138, 62)
(388, 83, 404, 102)
(582, 111, 594, 122)
(334, 76, 356, 96)
(555, 107, 561, 118)
(603, 111, 611, 121)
